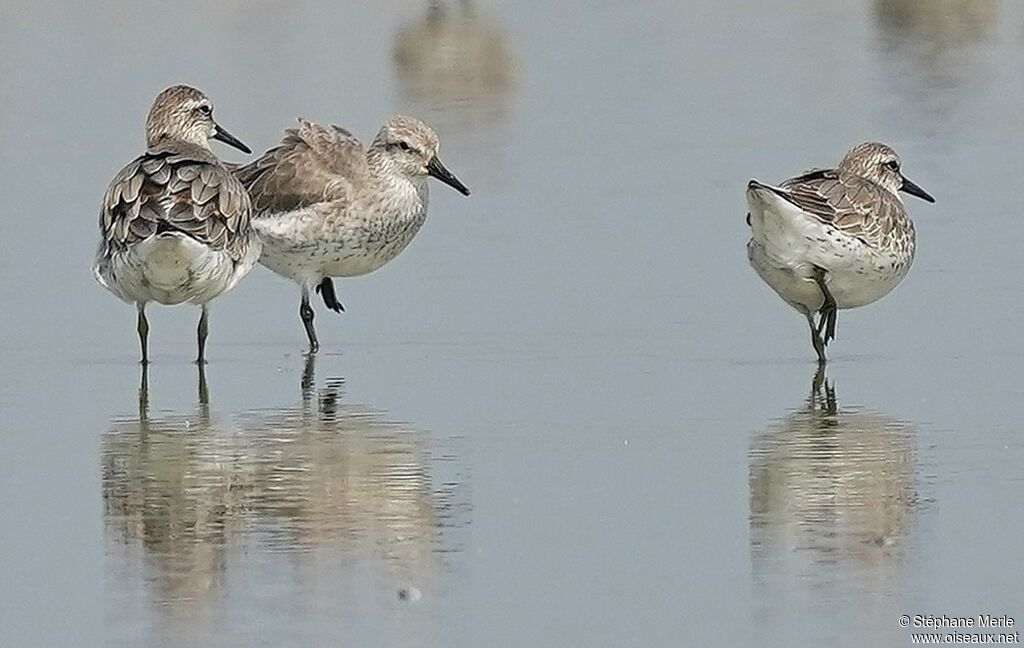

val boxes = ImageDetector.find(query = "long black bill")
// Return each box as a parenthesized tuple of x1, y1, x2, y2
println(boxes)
(900, 176, 935, 203)
(212, 123, 252, 154)
(427, 156, 470, 196)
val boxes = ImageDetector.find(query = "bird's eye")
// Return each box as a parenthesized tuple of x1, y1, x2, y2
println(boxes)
(398, 142, 412, 152)
(885, 160, 900, 171)
(195, 104, 212, 116)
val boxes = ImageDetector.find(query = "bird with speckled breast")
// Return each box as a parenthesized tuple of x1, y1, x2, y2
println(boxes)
(234, 115, 470, 353)
(746, 142, 935, 363)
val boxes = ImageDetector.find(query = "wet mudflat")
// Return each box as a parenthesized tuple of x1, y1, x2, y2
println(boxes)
(1, 1, 1022, 646)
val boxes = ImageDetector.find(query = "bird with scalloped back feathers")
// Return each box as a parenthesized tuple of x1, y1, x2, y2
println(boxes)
(93, 85, 261, 364)
(746, 142, 935, 363)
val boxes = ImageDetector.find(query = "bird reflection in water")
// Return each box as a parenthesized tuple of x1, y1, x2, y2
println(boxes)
(103, 357, 464, 641)
(749, 368, 922, 623)
(873, 0, 1000, 131)
(393, 0, 516, 179)
(875, 0, 1000, 47)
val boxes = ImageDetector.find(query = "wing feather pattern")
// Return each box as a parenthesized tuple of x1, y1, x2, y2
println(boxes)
(779, 169, 906, 247)
(99, 142, 252, 260)
(234, 118, 369, 216)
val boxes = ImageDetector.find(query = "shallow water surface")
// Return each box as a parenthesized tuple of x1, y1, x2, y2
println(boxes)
(103, 359, 468, 647)
(1, 1, 1023, 646)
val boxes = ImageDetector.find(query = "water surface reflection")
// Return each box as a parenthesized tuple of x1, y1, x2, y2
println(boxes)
(749, 369, 922, 641)
(393, 0, 516, 178)
(872, 0, 1001, 131)
(874, 0, 999, 47)
(102, 359, 468, 645)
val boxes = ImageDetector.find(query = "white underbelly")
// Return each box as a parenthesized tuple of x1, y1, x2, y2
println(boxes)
(254, 211, 421, 284)
(258, 240, 391, 281)
(746, 189, 913, 312)
(748, 239, 909, 312)
(94, 233, 256, 305)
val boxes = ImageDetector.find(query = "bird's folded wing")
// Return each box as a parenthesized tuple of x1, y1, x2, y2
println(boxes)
(100, 146, 252, 259)
(235, 118, 369, 216)
(780, 169, 899, 247)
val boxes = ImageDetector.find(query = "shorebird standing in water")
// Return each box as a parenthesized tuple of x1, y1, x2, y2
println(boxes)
(746, 142, 935, 363)
(235, 116, 470, 353)
(93, 85, 261, 364)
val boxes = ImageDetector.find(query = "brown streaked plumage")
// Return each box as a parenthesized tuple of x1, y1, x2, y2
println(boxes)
(99, 144, 252, 260)
(239, 119, 369, 216)
(779, 172, 909, 253)
(235, 115, 469, 354)
(746, 142, 935, 363)
(93, 85, 261, 364)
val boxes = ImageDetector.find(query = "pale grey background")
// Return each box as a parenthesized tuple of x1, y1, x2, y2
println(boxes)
(1, 1, 1022, 646)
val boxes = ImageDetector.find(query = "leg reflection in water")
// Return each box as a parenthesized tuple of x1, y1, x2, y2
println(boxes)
(748, 365, 923, 641)
(105, 355, 469, 646)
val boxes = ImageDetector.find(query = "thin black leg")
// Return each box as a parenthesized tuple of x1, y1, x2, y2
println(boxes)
(811, 362, 826, 397)
(197, 362, 209, 417)
(806, 313, 827, 364)
(301, 352, 316, 402)
(301, 290, 319, 354)
(809, 364, 837, 413)
(316, 278, 345, 313)
(136, 303, 149, 365)
(196, 305, 209, 365)
(812, 267, 838, 345)
(138, 362, 149, 422)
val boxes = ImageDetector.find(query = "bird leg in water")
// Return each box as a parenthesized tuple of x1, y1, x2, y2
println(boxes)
(812, 267, 838, 345)
(136, 302, 150, 365)
(806, 313, 828, 364)
(196, 305, 209, 365)
(300, 290, 319, 354)
(197, 362, 210, 416)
